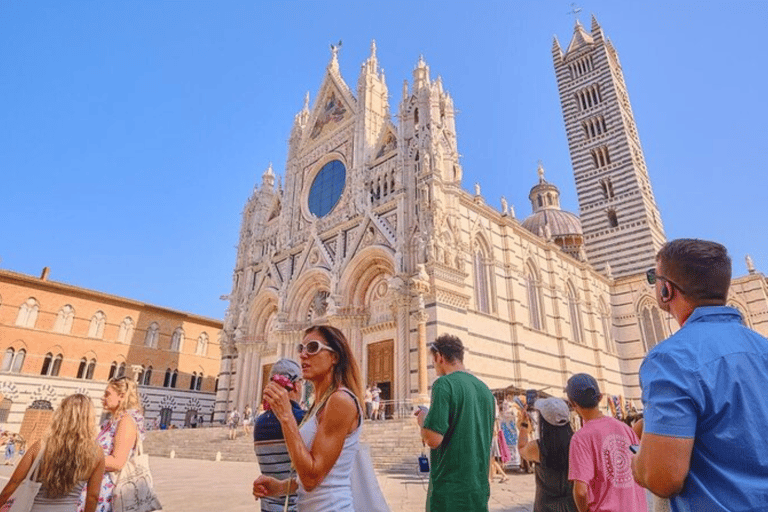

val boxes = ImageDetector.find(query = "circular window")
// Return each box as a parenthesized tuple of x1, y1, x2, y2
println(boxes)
(308, 160, 346, 217)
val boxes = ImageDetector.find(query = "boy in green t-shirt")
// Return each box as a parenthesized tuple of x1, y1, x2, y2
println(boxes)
(416, 334, 496, 512)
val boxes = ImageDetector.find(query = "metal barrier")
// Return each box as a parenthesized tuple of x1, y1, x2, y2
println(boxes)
(370, 398, 417, 420)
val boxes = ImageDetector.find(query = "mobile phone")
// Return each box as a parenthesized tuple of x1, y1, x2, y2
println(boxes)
(414, 405, 429, 416)
(629, 444, 640, 454)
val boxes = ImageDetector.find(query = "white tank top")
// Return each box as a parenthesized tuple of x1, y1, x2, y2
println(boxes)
(296, 388, 361, 512)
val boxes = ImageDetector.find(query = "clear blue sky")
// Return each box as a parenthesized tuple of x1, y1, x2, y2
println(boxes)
(2, 1, 766, 319)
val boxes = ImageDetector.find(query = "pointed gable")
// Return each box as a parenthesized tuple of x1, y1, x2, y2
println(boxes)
(565, 20, 594, 57)
(374, 125, 398, 160)
(305, 63, 357, 143)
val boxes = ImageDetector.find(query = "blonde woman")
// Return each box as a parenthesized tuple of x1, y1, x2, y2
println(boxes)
(0, 394, 104, 512)
(78, 377, 146, 512)
(253, 325, 365, 511)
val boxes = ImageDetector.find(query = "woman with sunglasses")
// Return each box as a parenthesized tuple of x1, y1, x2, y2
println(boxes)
(253, 325, 365, 511)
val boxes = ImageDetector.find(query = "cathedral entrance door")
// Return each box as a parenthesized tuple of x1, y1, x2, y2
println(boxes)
(367, 339, 394, 419)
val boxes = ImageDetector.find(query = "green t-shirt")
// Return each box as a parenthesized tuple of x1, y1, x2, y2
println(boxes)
(422, 370, 495, 512)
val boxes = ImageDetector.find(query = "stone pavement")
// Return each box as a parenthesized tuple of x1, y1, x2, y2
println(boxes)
(1, 456, 536, 511)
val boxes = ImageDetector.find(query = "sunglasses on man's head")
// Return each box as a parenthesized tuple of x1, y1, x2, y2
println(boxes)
(297, 339, 335, 355)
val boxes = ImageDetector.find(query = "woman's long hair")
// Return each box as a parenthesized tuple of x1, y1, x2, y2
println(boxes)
(538, 416, 574, 472)
(303, 325, 364, 410)
(107, 376, 143, 418)
(38, 394, 100, 498)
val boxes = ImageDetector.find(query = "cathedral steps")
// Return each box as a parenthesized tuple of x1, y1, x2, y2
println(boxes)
(143, 418, 424, 472)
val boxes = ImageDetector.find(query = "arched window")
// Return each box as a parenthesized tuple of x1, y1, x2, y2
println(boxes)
(15, 298, 40, 328)
(164, 368, 172, 388)
(41, 353, 62, 376)
(196, 373, 203, 391)
(88, 311, 106, 339)
(196, 333, 209, 356)
(599, 299, 615, 353)
(474, 248, 490, 314)
(77, 358, 88, 379)
(86, 359, 96, 380)
(117, 317, 135, 343)
(171, 370, 178, 388)
(108, 361, 118, 380)
(525, 263, 543, 331)
(189, 372, 197, 390)
(639, 300, 667, 351)
(2, 348, 15, 372)
(53, 305, 75, 334)
(116, 362, 126, 378)
(566, 281, 583, 344)
(144, 323, 159, 348)
(170, 328, 184, 352)
(142, 366, 153, 386)
(607, 209, 619, 228)
(40, 353, 53, 375)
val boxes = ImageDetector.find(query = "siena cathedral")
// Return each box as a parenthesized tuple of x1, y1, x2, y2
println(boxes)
(214, 17, 768, 419)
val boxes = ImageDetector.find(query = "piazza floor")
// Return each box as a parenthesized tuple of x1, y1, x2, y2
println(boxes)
(1, 456, 536, 511)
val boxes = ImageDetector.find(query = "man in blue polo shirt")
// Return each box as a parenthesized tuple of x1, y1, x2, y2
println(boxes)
(632, 239, 768, 511)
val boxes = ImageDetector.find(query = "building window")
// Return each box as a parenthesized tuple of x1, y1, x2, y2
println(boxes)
(86, 359, 96, 380)
(2, 348, 25, 373)
(599, 177, 615, 199)
(41, 353, 63, 377)
(163, 368, 172, 388)
(142, 366, 153, 386)
(196, 373, 202, 391)
(77, 358, 88, 379)
(117, 317, 135, 343)
(144, 323, 160, 348)
(15, 298, 40, 328)
(639, 301, 667, 351)
(88, 311, 106, 339)
(526, 263, 543, 331)
(170, 328, 184, 352)
(108, 361, 118, 380)
(607, 209, 619, 228)
(189, 372, 197, 390)
(196, 333, 209, 356)
(116, 363, 126, 378)
(171, 370, 178, 388)
(590, 146, 611, 169)
(566, 282, 583, 344)
(53, 305, 75, 334)
(474, 250, 489, 313)
(308, 160, 346, 218)
(0, 398, 11, 423)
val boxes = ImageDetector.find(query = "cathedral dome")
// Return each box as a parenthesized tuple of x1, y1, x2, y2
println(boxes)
(521, 163, 585, 259)
(521, 208, 583, 238)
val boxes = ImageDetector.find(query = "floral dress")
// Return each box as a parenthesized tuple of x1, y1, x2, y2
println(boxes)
(78, 409, 146, 512)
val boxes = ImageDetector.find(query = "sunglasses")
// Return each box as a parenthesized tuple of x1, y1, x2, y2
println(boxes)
(297, 339, 336, 356)
(645, 268, 686, 294)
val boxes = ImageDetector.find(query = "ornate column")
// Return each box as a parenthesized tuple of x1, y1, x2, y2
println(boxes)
(234, 342, 246, 412)
(414, 306, 429, 404)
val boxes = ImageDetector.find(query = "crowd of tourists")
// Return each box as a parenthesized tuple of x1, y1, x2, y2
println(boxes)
(3, 238, 768, 512)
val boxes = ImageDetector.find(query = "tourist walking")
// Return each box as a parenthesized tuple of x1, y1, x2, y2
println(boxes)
(415, 334, 495, 512)
(253, 325, 367, 511)
(0, 394, 104, 512)
(253, 358, 306, 512)
(227, 409, 240, 440)
(77, 376, 147, 512)
(566, 373, 646, 512)
(518, 398, 577, 512)
(243, 406, 253, 436)
(633, 239, 768, 510)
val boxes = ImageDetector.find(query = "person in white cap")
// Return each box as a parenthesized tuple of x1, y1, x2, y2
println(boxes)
(518, 397, 578, 512)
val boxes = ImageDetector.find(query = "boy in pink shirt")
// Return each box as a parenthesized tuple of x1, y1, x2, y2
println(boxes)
(566, 373, 646, 512)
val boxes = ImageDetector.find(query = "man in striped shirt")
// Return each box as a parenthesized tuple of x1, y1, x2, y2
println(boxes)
(253, 358, 305, 512)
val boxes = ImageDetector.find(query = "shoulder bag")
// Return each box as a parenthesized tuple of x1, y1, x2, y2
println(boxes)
(4, 443, 45, 512)
(111, 437, 162, 512)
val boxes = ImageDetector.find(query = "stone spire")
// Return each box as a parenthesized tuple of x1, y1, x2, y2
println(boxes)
(262, 162, 275, 189)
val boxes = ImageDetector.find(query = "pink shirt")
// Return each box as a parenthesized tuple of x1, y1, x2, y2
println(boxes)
(568, 416, 646, 512)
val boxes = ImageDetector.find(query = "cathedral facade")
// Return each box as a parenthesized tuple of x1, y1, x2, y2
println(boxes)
(215, 18, 768, 420)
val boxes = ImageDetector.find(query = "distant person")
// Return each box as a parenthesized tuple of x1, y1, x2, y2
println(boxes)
(3, 437, 14, 465)
(253, 358, 305, 512)
(253, 325, 369, 511)
(243, 405, 253, 435)
(415, 334, 495, 512)
(364, 385, 374, 420)
(0, 394, 105, 512)
(566, 373, 646, 512)
(370, 382, 382, 420)
(633, 239, 768, 510)
(228, 409, 240, 440)
(518, 397, 578, 512)
(78, 376, 147, 512)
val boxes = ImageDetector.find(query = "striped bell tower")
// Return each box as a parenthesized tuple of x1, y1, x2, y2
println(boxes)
(553, 16, 666, 277)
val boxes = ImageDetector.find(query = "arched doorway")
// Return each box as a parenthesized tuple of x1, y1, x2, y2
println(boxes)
(367, 339, 394, 419)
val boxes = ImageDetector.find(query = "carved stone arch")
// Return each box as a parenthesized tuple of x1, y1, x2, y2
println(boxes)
(340, 246, 395, 309)
(286, 269, 331, 323)
(726, 298, 751, 327)
(472, 230, 492, 258)
(247, 291, 279, 342)
(636, 295, 668, 351)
